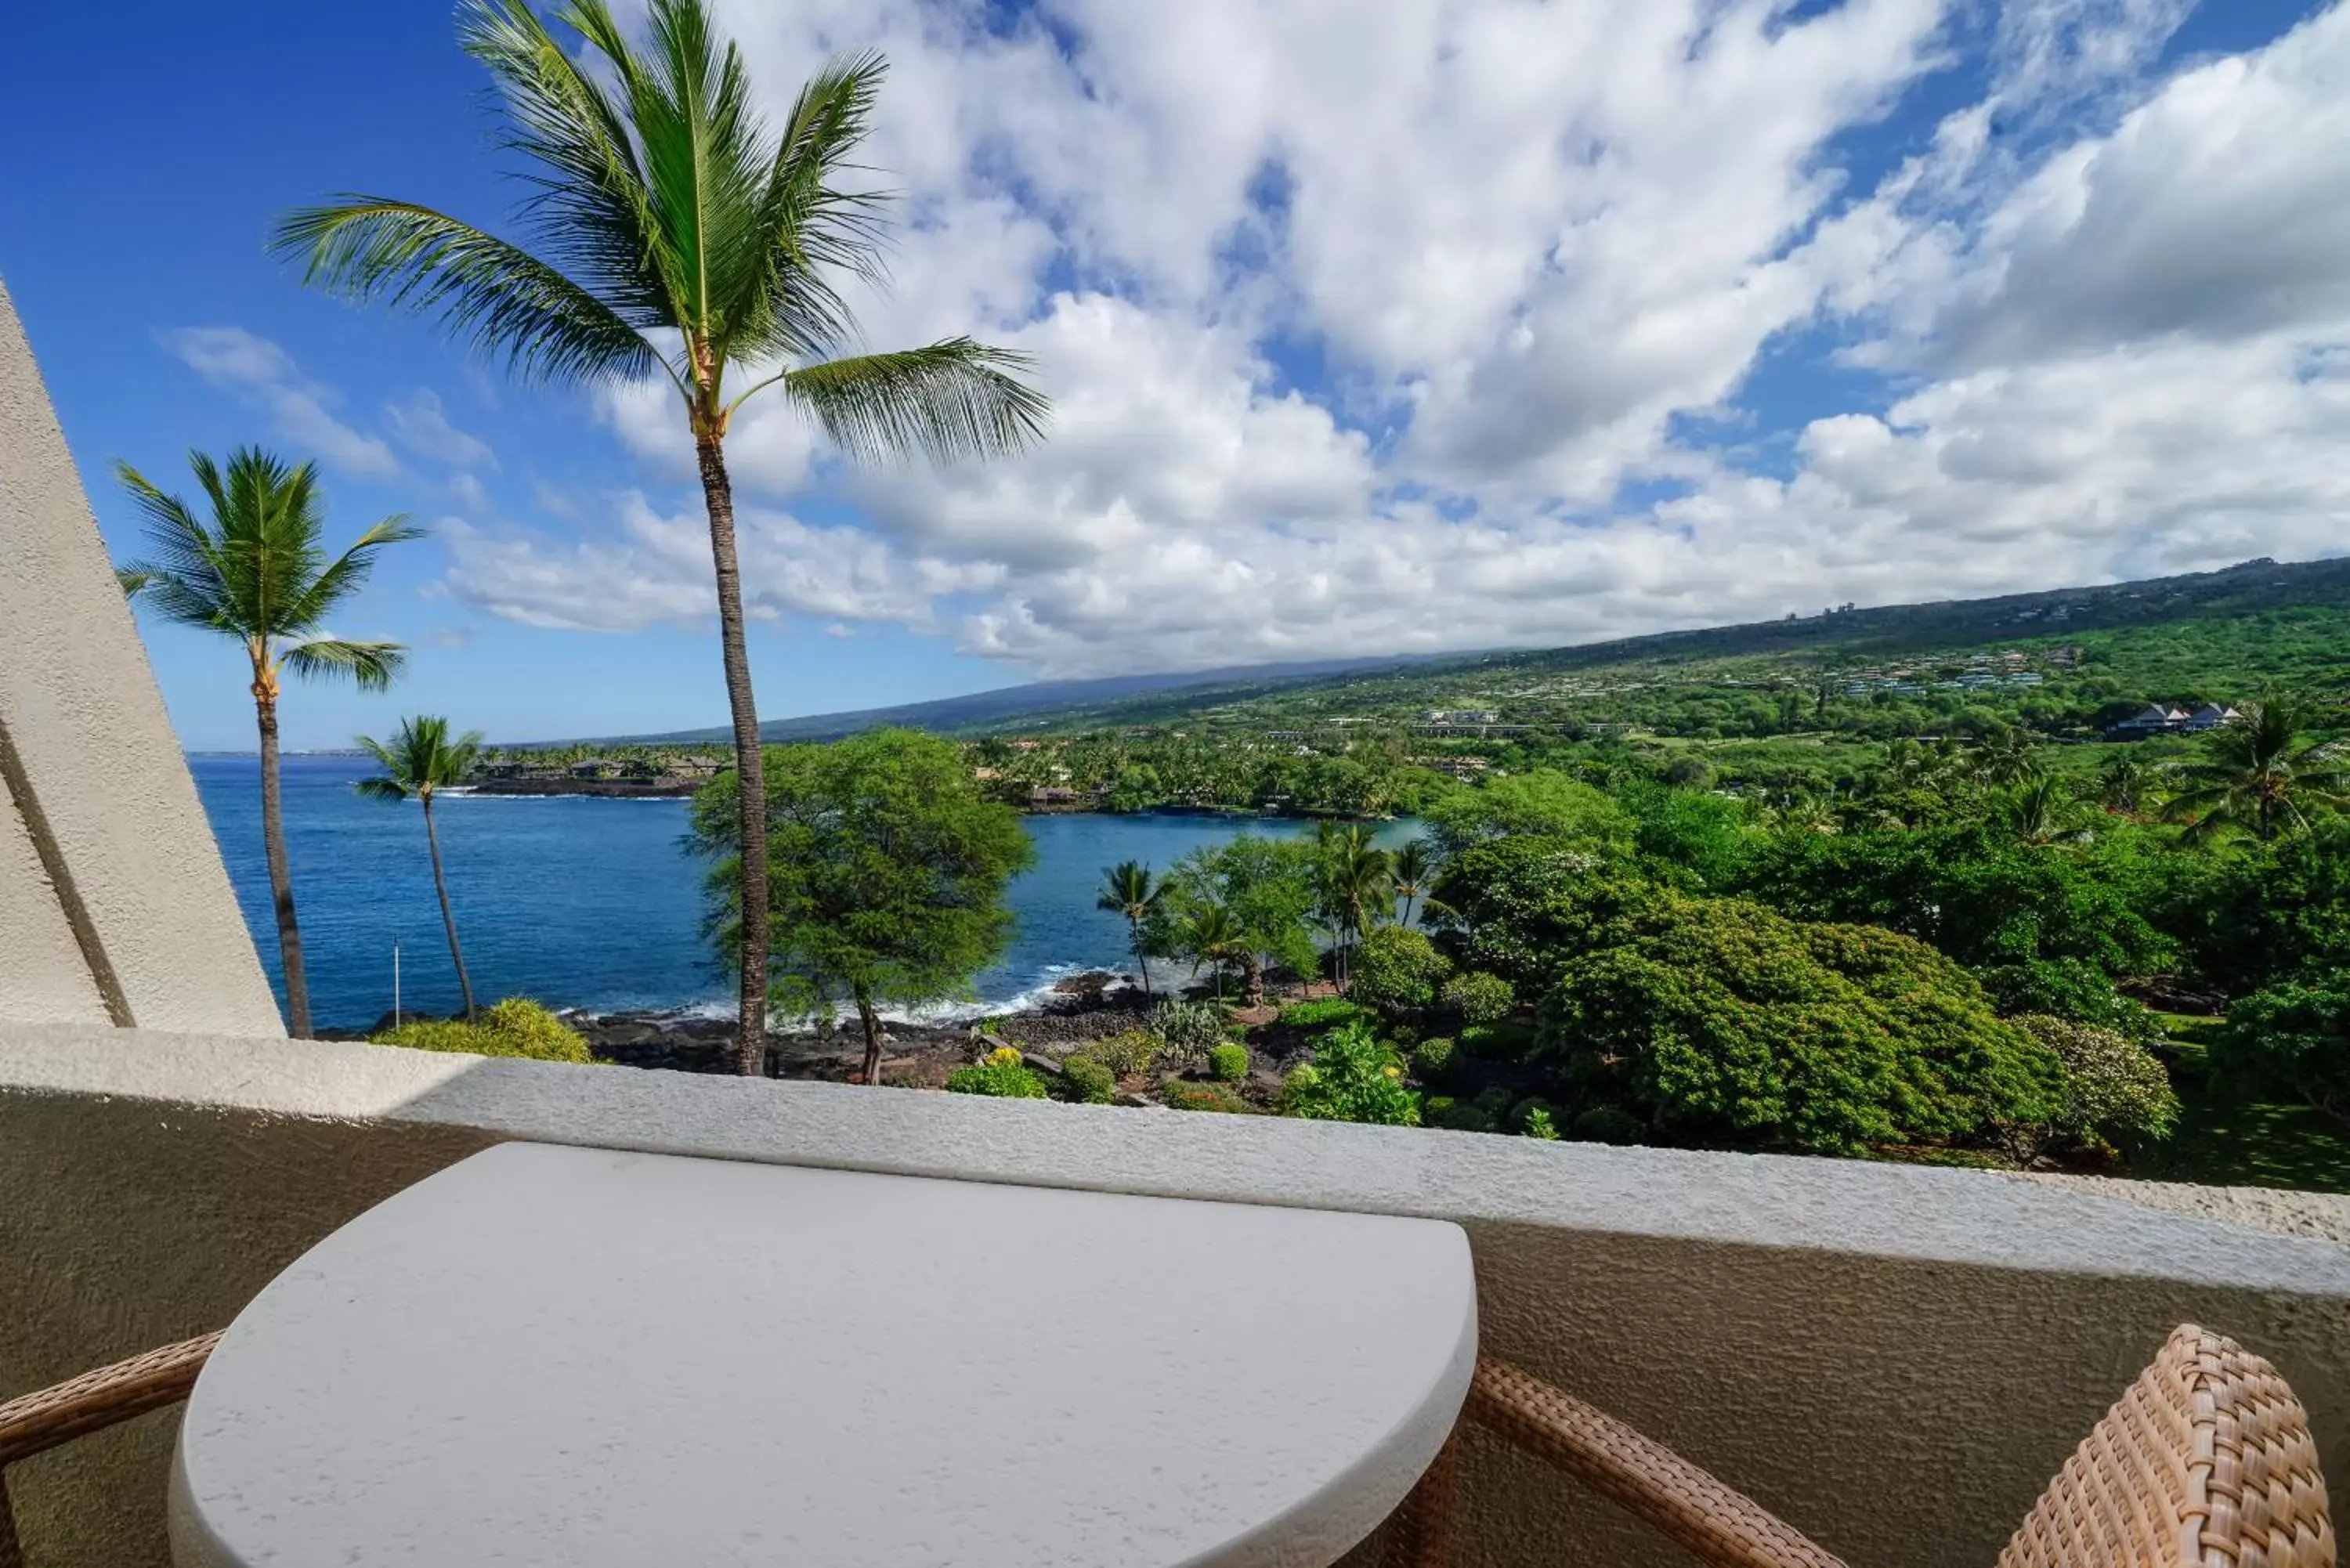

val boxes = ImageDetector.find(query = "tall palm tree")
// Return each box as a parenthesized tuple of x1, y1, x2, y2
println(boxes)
(2000, 775, 2089, 847)
(356, 716, 486, 1020)
(1390, 838, 1434, 927)
(1318, 826, 1392, 989)
(1095, 859, 1165, 1001)
(116, 448, 417, 1037)
(271, 0, 1049, 1075)
(2164, 694, 2348, 842)
(2096, 751, 2157, 817)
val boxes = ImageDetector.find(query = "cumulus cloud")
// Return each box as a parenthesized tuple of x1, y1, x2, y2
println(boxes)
(386, 388, 497, 470)
(160, 327, 399, 478)
(436, 0, 2350, 678)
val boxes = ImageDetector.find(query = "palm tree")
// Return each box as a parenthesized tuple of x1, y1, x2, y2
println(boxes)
(356, 716, 486, 1020)
(1390, 839, 1434, 927)
(116, 448, 416, 1037)
(1179, 902, 1247, 1003)
(2096, 751, 2157, 817)
(1328, 829, 1393, 988)
(1972, 730, 2044, 788)
(2164, 694, 2348, 842)
(2000, 775, 2089, 847)
(1095, 860, 1165, 1001)
(271, 0, 1049, 1075)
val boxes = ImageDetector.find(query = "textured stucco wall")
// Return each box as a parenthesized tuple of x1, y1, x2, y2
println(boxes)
(0, 279, 281, 1037)
(4, 1024, 2345, 1568)
(0, 764, 110, 1025)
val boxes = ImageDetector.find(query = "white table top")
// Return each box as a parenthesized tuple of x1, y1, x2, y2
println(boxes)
(171, 1142, 1476, 1568)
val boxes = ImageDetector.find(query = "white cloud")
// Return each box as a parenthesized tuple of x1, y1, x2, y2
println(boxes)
(386, 388, 497, 470)
(160, 327, 399, 478)
(442, 0, 2350, 680)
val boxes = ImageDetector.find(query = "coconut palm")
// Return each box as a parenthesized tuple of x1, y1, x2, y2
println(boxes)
(2096, 751, 2158, 817)
(1095, 860, 1165, 1001)
(1999, 775, 2091, 847)
(1327, 828, 1394, 988)
(356, 716, 486, 1020)
(271, 0, 1049, 1075)
(1390, 838, 1434, 927)
(1179, 901, 1248, 1003)
(115, 448, 417, 1037)
(2163, 693, 2349, 843)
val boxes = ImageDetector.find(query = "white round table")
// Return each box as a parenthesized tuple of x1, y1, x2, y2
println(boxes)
(171, 1142, 1476, 1567)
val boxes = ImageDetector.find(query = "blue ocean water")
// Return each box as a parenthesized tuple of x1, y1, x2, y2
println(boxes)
(189, 753, 1421, 1031)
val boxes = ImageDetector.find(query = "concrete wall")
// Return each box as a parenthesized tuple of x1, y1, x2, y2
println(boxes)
(0, 280, 282, 1038)
(5, 1024, 2345, 1568)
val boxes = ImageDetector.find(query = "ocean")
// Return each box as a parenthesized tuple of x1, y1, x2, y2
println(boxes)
(189, 753, 1421, 1031)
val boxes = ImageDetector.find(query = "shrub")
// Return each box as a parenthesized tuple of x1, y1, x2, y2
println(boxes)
(1521, 1107, 1562, 1140)
(1088, 1029, 1162, 1079)
(1425, 1096, 1496, 1133)
(1163, 1081, 1256, 1114)
(1572, 1106, 1647, 1145)
(2011, 1015, 2179, 1150)
(1410, 1036, 1457, 1081)
(1208, 1042, 1250, 1082)
(946, 1059, 1048, 1098)
(1061, 1055, 1118, 1104)
(1278, 996, 1368, 1030)
(1506, 1096, 1562, 1135)
(2210, 972, 2350, 1128)
(1535, 894, 2063, 1156)
(1349, 927, 1450, 1017)
(1459, 1021, 1535, 1060)
(1441, 970, 1514, 1027)
(1151, 998, 1230, 1066)
(1277, 1021, 1420, 1126)
(1976, 959, 2164, 1046)
(372, 998, 592, 1064)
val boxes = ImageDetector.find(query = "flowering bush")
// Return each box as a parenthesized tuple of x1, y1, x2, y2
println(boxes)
(2015, 1014, 2179, 1150)
(1278, 1022, 1419, 1126)
(373, 998, 592, 1063)
(946, 1055, 1048, 1098)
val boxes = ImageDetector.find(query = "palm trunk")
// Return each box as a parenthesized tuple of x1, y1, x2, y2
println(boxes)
(696, 430, 769, 1077)
(855, 989, 884, 1086)
(1131, 918, 1153, 1002)
(254, 688, 311, 1037)
(1240, 952, 1264, 1008)
(422, 793, 475, 1021)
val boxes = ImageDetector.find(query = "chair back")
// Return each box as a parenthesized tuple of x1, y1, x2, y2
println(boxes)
(1996, 1324, 2334, 1568)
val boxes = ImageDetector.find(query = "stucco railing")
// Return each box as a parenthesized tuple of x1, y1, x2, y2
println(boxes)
(3, 1021, 2346, 1568)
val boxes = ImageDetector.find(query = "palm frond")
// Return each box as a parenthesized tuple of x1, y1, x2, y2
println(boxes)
(270, 198, 661, 388)
(356, 714, 486, 797)
(282, 637, 407, 692)
(354, 775, 413, 804)
(284, 515, 429, 630)
(783, 339, 1049, 465)
(112, 459, 237, 630)
(461, 0, 678, 323)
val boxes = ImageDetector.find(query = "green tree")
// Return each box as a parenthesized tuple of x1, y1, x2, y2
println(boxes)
(1536, 894, 2063, 1156)
(1278, 1021, 1419, 1126)
(2096, 752, 2157, 817)
(2163, 693, 2348, 842)
(1348, 926, 1450, 1018)
(1315, 824, 1392, 988)
(1167, 836, 1319, 1006)
(690, 728, 1034, 1082)
(2211, 972, 2350, 1129)
(1174, 901, 1249, 1002)
(356, 716, 486, 1020)
(115, 448, 417, 1036)
(273, 0, 1049, 1073)
(1094, 860, 1166, 1000)
(1423, 771, 1635, 859)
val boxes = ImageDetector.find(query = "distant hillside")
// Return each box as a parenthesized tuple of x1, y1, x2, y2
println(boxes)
(584, 555, 2350, 746)
(606, 652, 1452, 746)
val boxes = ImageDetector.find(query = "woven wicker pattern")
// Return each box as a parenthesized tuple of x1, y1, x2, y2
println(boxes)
(1465, 1356, 1849, 1568)
(0, 1333, 219, 1568)
(1997, 1325, 2335, 1568)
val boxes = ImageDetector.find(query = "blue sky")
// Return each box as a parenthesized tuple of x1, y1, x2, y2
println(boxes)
(4, 0, 2342, 750)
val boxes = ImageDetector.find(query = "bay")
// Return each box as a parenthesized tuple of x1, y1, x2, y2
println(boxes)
(189, 753, 1423, 1031)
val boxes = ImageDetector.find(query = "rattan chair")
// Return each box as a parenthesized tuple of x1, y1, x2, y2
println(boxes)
(0, 1334, 219, 1568)
(1393, 1324, 2334, 1568)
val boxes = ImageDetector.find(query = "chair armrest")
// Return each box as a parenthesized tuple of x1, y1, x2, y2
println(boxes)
(1468, 1357, 1848, 1568)
(0, 1333, 222, 1468)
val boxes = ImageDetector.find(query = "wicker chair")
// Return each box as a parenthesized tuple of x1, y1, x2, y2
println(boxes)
(0, 1334, 219, 1568)
(1394, 1324, 2334, 1568)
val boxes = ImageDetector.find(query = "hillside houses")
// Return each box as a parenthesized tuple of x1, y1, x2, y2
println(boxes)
(2109, 703, 2241, 737)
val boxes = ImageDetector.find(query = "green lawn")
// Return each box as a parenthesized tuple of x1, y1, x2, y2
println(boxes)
(2120, 1032, 2350, 1194)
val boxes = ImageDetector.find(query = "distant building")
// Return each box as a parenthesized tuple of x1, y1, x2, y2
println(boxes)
(2110, 703, 2239, 737)
(569, 757, 616, 779)
(2183, 703, 2241, 732)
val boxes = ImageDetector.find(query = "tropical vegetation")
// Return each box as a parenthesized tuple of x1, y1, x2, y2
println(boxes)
(273, 0, 1049, 1073)
(115, 447, 418, 1036)
(356, 715, 486, 1019)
